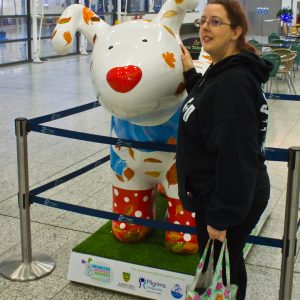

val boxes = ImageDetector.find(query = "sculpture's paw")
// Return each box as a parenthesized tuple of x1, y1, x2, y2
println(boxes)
(165, 231, 198, 254)
(112, 221, 152, 243)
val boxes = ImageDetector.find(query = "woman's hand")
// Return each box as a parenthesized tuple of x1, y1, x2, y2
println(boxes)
(207, 225, 227, 242)
(180, 44, 194, 72)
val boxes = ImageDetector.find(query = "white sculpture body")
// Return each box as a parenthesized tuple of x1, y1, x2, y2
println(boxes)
(52, 0, 210, 254)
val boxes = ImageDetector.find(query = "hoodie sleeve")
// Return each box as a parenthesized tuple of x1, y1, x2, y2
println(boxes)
(204, 71, 260, 230)
(184, 68, 202, 93)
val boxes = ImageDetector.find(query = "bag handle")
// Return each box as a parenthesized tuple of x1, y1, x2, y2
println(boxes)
(188, 238, 214, 292)
(224, 239, 231, 285)
(212, 239, 231, 285)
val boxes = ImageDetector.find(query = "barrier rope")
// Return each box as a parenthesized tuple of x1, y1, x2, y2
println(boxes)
(30, 155, 110, 196)
(265, 93, 300, 101)
(26, 93, 299, 253)
(26, 93, 300, 129)
(29, 101, 100, 125)
(29, 124, 288, 162)
(31, 195, 283, 248)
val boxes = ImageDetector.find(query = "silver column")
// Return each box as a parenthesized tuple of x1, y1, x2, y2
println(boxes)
(279, 147, 300, 300)
(0, 118, 55, 281)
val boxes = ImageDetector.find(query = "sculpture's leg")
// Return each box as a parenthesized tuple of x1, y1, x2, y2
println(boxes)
(112, 186, 156, 243)
(165, 196, 198, 254)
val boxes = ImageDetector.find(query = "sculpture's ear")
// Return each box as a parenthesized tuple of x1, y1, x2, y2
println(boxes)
(51, 4, 110, 55)
(153, 0, 200, 35)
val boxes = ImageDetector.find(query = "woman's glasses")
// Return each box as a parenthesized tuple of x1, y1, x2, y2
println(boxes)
(195, 17, 233, 27)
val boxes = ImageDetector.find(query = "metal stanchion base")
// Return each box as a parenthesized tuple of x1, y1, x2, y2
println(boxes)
(0, 253, 56, 281)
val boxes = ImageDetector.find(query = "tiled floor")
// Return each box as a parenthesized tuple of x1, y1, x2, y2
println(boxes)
(0, 51, 299, 300)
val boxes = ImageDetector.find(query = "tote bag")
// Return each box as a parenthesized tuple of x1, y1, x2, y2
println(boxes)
(185, 239, 238, 300)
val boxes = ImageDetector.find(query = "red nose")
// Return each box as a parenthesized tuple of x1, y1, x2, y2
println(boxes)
(106, 65, 142, 93)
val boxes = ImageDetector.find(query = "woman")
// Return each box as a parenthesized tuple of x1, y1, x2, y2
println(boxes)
(176, 0, 273, 299)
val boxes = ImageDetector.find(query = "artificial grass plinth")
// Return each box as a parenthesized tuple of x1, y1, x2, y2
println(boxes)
(73, 194, 198, 276)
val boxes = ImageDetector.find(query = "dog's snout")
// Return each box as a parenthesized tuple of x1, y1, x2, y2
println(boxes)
(106, 65, 142, 93)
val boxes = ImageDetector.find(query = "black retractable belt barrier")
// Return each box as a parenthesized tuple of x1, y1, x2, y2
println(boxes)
(3, 95, 299, 295)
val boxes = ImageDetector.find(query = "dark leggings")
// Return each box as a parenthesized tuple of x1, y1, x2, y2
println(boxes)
(195, 199, 268, 300)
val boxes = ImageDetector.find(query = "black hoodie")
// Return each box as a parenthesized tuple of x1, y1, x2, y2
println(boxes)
(176, 51, 273, 230)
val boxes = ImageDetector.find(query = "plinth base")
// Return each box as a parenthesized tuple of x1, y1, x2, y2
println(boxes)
(0, 253, 56, 281)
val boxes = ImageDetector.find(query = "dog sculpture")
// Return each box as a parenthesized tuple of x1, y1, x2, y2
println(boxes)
(52, 0, 210, 254)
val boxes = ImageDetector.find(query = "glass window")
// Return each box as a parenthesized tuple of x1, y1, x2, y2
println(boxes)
(0, 17, 28, 40)
(1, 0, 27, 15)
(0, 41, 28, 64)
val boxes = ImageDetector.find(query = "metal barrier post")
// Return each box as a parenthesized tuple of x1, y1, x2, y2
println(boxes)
(279, 147, 300, 300)
(0, 118, 55, 281)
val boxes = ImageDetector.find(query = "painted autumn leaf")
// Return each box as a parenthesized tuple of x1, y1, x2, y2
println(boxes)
(162, 11, 178, 19)
(93, 34, 97, 44)
(163, 25, 176, 38)
(124, 167, 135, 181)
(202, 54, 212, 61)
(128, 148, 135, 160)
(167, 231, 182, 241)
(162, 52, 176, 68)
(115, 174, 124, 182)
(144, 171, 161, 178)
(58, 17, 71, 24)
(175, 82, 185, 95)
(144, 158, 162, 163)
(167, 136, 177, 145)
(51, 30, 57, 40)
(175, 204, 183, 216)
(63, 31, 72, 45)
(91, 16, 100, 22)
(82, 6, 95, 24)
(166, 163, 177, 185)
(124, 205, 134, 215)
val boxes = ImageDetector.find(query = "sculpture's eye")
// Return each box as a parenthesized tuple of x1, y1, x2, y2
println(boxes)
(108, 46, 113, 50)
(142, 39, 148, 42)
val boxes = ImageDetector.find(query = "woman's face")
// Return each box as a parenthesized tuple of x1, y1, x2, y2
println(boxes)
(199, 4, 241, 63)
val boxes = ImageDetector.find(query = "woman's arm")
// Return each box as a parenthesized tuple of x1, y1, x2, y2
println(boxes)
(181, 44, 202, 93)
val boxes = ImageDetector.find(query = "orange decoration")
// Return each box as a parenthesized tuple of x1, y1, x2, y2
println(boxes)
(175, 0, 184, 3)
(175, 82, 185, 95)
(156, 183, 166, 195)
(144, 171, 161, 178)
(163, 25, 176, 38)
(124, 205, 134, 215)
(183, 243, 198, 253)
(162, 52, 176, 68)
(128, 148, 135, 160)
(63, 31, 72, 45)
(162, 11, 178, 19)
(166, 163, 177, 185)
(116, 174, 124, 182)
(175, 204, 183, 216)
(51, 30, 57, 40)
(167, 136, 177, 145)
(124, 167, 135, 180)
(91, 16, 100, 22)
(58, 17, 71, 24)
(82, 6, 95, 24)
(167, 232, 182, 241)
(203, 54, 212, 61)
(216, 295, 224, 300)
(144, 158, 162, 163)
(93, 34, 97, 44)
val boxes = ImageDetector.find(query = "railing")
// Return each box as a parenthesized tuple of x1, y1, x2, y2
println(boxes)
(0, 93, 299, 299)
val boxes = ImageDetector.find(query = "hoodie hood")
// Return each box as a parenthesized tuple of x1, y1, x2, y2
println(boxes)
(208, 51, 273, 84)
